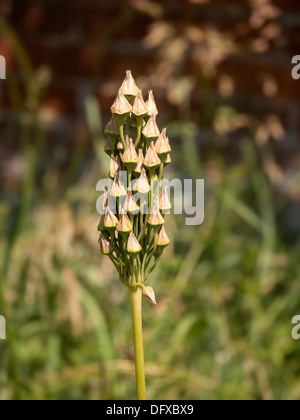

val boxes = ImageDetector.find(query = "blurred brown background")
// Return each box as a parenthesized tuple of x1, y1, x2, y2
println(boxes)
(1, 0, 300, 146)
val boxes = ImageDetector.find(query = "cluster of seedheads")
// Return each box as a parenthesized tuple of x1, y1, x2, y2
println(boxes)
(98, 71, 172, 303)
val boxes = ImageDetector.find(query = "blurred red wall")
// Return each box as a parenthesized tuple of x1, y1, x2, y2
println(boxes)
(0, 0, 299, 150)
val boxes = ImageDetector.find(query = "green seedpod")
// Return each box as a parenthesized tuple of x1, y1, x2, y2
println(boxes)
(98, 232, 113, 255)
(127, 232, 142, 254)
(117, 213, 133, 236)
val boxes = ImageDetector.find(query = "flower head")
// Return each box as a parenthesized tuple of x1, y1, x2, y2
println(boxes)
(144, 141, 161, 170)
(146, 90, 158, 117)
(104, 208, 119, 230)
(133, 149, 144, 175)
(148, 202, 165, 228)
(99, 233, 113, 255)
(127, 232, 142, 254)
(105, 115, 120, 138)
(155, 128, 171, 158)
(98, 71, 172, 289)
(134, 168, 150, 194)
(117, 213, 133, 235)
(122, 138, 139, 167)
(159, 187, 172, 212)
(124, 190, 140, 214)
(119, 70, 140, 98)
(110, 173, 127, 198)
(142, 115, 160, 140)
(132, 90, 148, 117)
(111, 92, 132, 116)
(157, 226, 170, 248)
(109, 155, 120, 179)
(142, 286, 157, 304)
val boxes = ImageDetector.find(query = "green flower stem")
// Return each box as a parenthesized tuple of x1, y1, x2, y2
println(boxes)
(126, 116, 130, 143)
(139, 211, 144, 238)
(117, 115, 126, 149)
(145, 256, 161, 278)
(135, 116, 143, 148)
(144, 227, 151, 251)
(129, 286, 146, 400)
(140, 189, 153, 241)
(148, 168, 156, 180)
(110, 253, 124, 267)
(134, 215, 139, 237)
(111, 138, 117, 156)
(158, 163, 164, 180)
(127, 167, 133, 185)
(141, 253, 148, 279)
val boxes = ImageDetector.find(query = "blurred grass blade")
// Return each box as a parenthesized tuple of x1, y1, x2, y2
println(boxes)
(80, 287, 115, 362)
(167, 314, 199, 365)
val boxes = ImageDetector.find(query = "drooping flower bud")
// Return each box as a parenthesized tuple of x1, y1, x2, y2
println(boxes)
(104, 208, 119, 230)
(133, 149, 144, 175)
(99, 233, 113, 255)
(159, 186, 172, 212)
(104, 137, 112, 156)
(109, 155, 121, 179)
(157, 226, 170, 248)
(119, 70, 140, 99)
(110, 173, 127, 198)
(134, 168, 150, 194)
(127, 231, 142, 254)
(122, 138, 139, 168)
(142, 115, 160, 141)
(111, 92, 132, 116)
(117, 213, 133, 235)
(144, 141, 161, 170)
(132, 90, 148, 117)
(155, 128, 171, 159)
(146, 90, 158, 117)
(104, 115, 120, 138)
(148, 202, 165, 228)
(142, 286, 157, 304)
(124, 190, 140, 214)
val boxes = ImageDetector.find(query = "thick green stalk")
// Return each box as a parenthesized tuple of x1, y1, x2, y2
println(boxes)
(129, 287, 146, 400)
(135, 116, 143, 148)
(117, 115, 126, 148)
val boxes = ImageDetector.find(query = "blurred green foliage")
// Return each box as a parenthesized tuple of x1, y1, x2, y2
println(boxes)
(0, 17, 300, 401)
